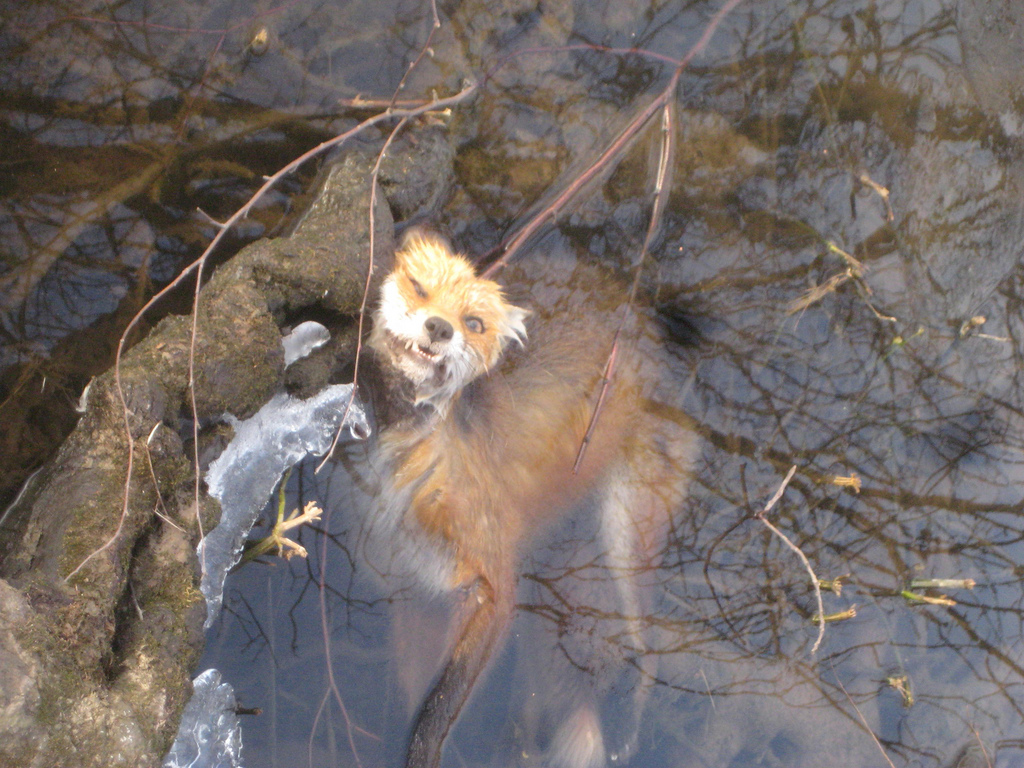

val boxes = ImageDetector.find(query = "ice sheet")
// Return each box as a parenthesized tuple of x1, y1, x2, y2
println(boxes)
(198, 383, 369, 628)
(162, 669, 242, 768)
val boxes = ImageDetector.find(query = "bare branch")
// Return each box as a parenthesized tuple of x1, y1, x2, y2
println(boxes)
(572, 339, 619, 474)
(316, 113, 413, 471)
(753, 465, 828, 655)
(313, 9, 449, 766)
(387, 0, 442, 113)
(68, 82, 479, 582)
(504, 0, 743, 472)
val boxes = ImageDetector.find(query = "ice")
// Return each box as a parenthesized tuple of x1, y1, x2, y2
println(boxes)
(162, 669, 242, 768)
(281, 320, 330, 366)
(198, 383, 369, 628)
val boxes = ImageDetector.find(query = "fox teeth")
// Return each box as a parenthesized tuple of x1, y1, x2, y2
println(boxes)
(398, 336, 437, 361)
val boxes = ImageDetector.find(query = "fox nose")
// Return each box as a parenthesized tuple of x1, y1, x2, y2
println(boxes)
(425, 316, 454, 343)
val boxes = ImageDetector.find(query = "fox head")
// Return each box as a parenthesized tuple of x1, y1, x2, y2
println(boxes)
(370, 231, 528, 410)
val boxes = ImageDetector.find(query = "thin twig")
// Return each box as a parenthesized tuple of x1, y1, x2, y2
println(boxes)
(143, 423, 185, 533)
(0, 467, 43, 529)
(394, 2, 740, 280)
(387, 0, 441, 113)
(856, 171, 894, 222)
(316, 113, 414, 471)
(188, 85, 475, 557)
(753, 465, 828, 655)
(68, 82, 478, 582)
(337, 96, 432, 110)
(825, 240, 865, 276)
(830, 666, 898, 768)
(482, 93, 669, 277)
(313, 7, 441, 766)
(761, 465, 796, 515)
(968, 724, 993, 768)
(853, 279, 897, 322)
(572, 98, 675, 471)
(572, 339, 619, 473)
(564, 0, 742, 468)
(480, 0, 747, 275)
(787, 270, 853, 315)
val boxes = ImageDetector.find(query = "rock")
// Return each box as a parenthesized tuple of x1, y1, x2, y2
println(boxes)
(0, 127, 454, 765)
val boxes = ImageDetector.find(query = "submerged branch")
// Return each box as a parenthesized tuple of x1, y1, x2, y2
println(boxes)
(753, 465, 828, 656)
(566, 0, 743, 468)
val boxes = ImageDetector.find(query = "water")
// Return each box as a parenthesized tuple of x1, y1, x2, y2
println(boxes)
(4, 0, 1024, 765)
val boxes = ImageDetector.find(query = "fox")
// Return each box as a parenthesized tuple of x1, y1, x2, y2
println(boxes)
(364, 230, 694, 768)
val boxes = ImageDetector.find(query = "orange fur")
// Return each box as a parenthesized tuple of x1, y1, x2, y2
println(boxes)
(366, 231, 693, 768)
(369, 233, 527, 410)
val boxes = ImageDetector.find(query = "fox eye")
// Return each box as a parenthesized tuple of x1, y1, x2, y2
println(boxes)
(409, 278, 428, 298)
(464, 316, 485, 334)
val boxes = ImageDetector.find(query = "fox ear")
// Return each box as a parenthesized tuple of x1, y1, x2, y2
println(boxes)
(502, 304, 529, 346)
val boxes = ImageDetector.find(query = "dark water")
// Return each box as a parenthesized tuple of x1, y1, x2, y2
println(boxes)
(5, 0, 1024, 766)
